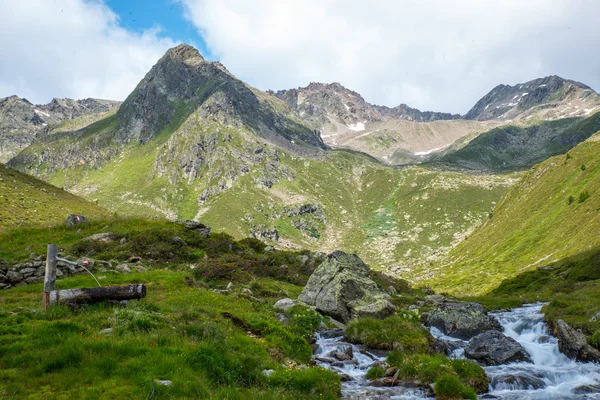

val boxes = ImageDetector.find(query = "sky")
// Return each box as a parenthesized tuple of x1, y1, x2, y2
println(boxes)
(0, 0, 599, 114)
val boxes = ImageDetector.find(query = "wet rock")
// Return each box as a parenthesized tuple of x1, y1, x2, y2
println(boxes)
(330, 351, 352, 361)
(424, 301, 502, 340)
(319, 329, 345, 339)
(315, 356, 335, 364)
(555, 319, 600, 363)
(340, 373, 353, 382)
(385, 367, 397, 377)
(299, 251, 395, 323)
(465, 330, 532, 365)
(574, 384, 600, 394)
(66, 214, 88, 227)
(490, 373, 546, 390)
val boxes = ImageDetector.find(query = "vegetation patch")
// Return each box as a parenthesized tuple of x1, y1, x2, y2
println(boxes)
(345, 315, 432, 352)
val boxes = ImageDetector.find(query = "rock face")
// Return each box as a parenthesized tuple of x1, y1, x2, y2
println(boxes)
(298, 251, 395, 323)
(554, 319, 600, 363)
(465, 330, 532, 366)
(424, 301, 502, 340)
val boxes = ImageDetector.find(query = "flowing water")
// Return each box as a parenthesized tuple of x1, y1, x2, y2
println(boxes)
(314, 304, 600, 399)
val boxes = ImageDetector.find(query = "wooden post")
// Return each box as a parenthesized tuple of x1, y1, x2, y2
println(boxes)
(49, 284, 147, 305)
(43, 244, 58, 311)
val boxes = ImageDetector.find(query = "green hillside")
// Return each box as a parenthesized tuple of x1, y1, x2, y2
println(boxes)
(439, 111, 600, 171)
(0, 163, 109, 232)
(420, 132, 600, 295)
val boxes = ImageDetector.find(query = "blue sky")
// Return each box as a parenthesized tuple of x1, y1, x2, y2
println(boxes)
(105, 0, 212, 59)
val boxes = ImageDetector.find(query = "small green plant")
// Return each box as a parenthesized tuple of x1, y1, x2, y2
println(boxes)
(434, 374, 477, 400)
(588, 330, 600, 349)
(345, 316, 431, 352)
(365, 365, 386, 380)
(285, 305, 322, 339)
(568, 195, 575, 205)
(581, 164, 587, 171)
(579, 190, 591, 203)
(109, 303, 165, 333)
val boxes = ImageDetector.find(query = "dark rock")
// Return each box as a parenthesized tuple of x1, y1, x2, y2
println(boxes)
(318, 329, 345, 339)
(573, 384, 600, 394)
(299, 251, 395, 323)
(330, 351, 352, 361)
(169, 236, 188, 246)
(490, 373, 546, 390)
(340, 373, 353, 382)
(6, 270, 22, 284)
(465, 330, 532, 366)
(66, 214, 88, 227)
(251, 225, 279, 241)
(178, 220, 211, 237)
(555, 319, 600, 363)
(128, 256, 141, 263)
(424, 301, 502, 340)
(19, 268, 36, 277)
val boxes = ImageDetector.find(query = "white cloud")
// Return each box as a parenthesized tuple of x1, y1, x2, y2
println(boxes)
(0, 0, 176, 104)
(181, 0, 600, 114)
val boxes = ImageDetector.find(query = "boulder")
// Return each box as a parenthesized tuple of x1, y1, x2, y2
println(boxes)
(273, 298, 304, 313)
(116, 264, 131, 274)
(554, 319, 600, 363)
(66, 214, 88, 227)
(178, 220, 211, 237)
(424, 301, 502, 340)
(465, 330, 532, 365)
(298, 251, 395, 323)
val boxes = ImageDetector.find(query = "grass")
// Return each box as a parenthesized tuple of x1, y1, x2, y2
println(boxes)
(425, 132, 600, 295)
(0, 220, 342, 399)
(345, 315, 431, 352)
(0, 164, 110, 233)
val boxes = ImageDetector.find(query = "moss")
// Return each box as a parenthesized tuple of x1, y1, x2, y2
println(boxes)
(434, 374, 477, 400)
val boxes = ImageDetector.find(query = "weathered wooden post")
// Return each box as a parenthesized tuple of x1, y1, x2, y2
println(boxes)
(43, 244, 58, 311)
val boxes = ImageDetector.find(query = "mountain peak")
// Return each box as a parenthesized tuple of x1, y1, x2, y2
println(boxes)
(165, 44, 205, 64)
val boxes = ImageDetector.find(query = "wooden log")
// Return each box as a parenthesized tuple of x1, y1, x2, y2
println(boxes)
(43, 244, 58, 311)
(49, 284, 146, 305)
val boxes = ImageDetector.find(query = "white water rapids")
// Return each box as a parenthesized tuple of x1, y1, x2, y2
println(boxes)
(314, 304, 600, 399)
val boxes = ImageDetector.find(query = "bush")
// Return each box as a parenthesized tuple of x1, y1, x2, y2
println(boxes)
(345, 316, 431, 352)
(588, 330, 600, 349)
(434, 374, 477, 400)
(365, 366, 385, 380)
(579, 190, 591, 203)
(285, 305, 322, 339)
(568, 195, 575, 205)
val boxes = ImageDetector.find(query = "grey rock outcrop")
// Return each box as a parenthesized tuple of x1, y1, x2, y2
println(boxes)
(298, 251, 395, 323)
(66, 214, 88, 227)
(424, 301, 502, 340)
(554, 319, 600, 363)
(465, 330, 532, 366)
(178, 220, 211, 237)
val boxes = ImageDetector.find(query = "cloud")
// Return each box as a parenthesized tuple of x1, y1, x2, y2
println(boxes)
(181, 0, 600, 114)
(0, 0, 176, 104)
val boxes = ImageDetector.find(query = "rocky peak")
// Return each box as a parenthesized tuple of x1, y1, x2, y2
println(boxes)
(165, 43, 205, 64)
(465, 75, 600, 121)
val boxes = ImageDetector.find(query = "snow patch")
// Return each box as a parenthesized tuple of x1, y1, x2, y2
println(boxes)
(414, 147, 442, 156)
(484, 104, 490, 110)
(512, 95, 518, 100)
(539, 84, 547, 88)
(34, 109, 50, 117)
(344, 103, 350, 111)
(347, 122, 365, 132)
(521, 92, 529, 97)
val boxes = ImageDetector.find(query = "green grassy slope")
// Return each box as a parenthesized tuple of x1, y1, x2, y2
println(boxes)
(438, 112, 600, 171)
(10, 108, 512, 274)
(421, 132, 600, 295)
(0, 163, 109, 233)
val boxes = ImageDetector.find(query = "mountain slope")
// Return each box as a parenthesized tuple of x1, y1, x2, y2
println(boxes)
(418, 131, 600, 295)
(0, 95, 120, 162)
(7, 44, 514, 273)
(465, 75, 600, 121)
(437, 111, 600, 171)
(0, 163, 109, 232)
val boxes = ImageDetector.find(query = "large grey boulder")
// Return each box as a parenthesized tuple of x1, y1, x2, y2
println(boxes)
(298, 251, 395, 323)
(465, 330, 532, 366)
(424, 301, 502, 340)
(555, 319, 600, 363)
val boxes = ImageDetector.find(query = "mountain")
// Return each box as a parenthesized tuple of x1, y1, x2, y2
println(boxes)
(464, 75, 600, 121)
(6, 44, 514, 272)
(0, 163, 109, 232)
(437, 111, 600, 171)
(272, 82, 488, 163)
(0, 95, 120, 162)
(417, 131, 600, 295)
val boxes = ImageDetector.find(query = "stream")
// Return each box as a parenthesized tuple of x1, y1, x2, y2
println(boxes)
(314, 304, 600, 399)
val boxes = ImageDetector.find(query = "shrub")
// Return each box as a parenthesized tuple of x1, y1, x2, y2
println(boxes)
(434, 374, 477, 400)
(581, 164, 587, 171)
(568, 195, 575, 205)
(588, 330, 600, 349)
(579, 190, 591, 203)
(451, 359, 489, 393)
(345, 316, 431, 352)
(285, 305, 322, 339)
(365, 366, 385, 380)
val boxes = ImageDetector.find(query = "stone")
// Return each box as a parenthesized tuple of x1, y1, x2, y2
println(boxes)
(116, 264, 131, 273)
(226, 282, 233, 290)
(385, 367, 397, 377)
(273, 298, 303, 313)
(85, 232, 115, 243)
(340, 373, 353, 382)
(264, 246, 274, 252)
(330, 351, 352, 361)
(24, 276, 43, 284)
(128, 256, 141, 263)
(0, 283, 11, 290)
(66, 214, 88, 227)
(490, 374, 546, 390)
(6, 270, 22, 284)
(0, 273, 7, 283)
(554, 319, 600, 363)
(133, 265, 147, 272)
(178, 220, 211, 237)
(318, 329, 345, 339)
(424, 301, 502, 340)
(120, 238, 127, 244)
(19, 268, 37, 277)
(299, 251, 395, 323)
(101, 328, 113, 334)
(465, 330, 532, 365)
(424, 294, 446, 304)
(262, 369, 275, 377)
(155, 380, 172, 386)
(169, 236, 188, 246)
